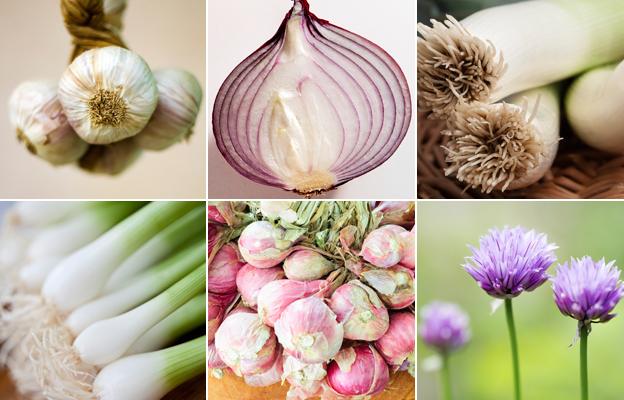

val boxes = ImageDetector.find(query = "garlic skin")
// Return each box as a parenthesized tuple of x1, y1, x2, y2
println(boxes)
(9, 81, 88, 165)
(78, 139, 141, 175)
(58, 46, 158, 145)
(134, 69, 203, 151)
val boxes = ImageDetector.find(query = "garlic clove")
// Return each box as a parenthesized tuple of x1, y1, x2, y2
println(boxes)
(78, 139, 141, 175)
(134, 69, 203, 151)
(9, 81, 88, 165)
(58, 46, 158, 145)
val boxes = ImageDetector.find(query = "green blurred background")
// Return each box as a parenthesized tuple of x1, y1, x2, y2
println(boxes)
(417, 201, 624, 400)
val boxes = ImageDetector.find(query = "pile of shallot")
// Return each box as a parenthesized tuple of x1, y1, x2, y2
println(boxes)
(208, 201, 415, 399)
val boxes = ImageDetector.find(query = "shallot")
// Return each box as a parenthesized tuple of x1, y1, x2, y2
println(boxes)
(326, 344, 389, 397)
(208, 243, 245, 294)
(236, 264, 285, 308)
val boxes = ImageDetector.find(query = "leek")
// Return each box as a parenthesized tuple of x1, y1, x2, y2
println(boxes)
(104, 205, 206, 293)
(126, 294, 206, 355)
(93, 336, 206, 400)
(42, 201, 199, 312)
(565, 61, 624, 153)
(418, 0, 624, 117)
(444, 85, 560, 192)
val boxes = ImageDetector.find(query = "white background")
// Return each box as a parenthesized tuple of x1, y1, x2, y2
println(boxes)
(207, 0, 415, 199)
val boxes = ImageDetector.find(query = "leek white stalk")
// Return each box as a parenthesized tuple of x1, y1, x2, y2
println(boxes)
(444, 85, 560, 192)
(66, 240, 206, 335)
(104, 205, 206, 292)
(565, 61, 624, 153)
(26, 201, 143, 260)
(417, 0, 624, 117)
(42, 201, 198, 312)
(93, 336, 205, 400)
(74, 264, 206, 366)
(126, 293, 206, 355)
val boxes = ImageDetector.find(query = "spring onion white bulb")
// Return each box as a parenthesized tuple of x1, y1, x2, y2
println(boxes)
(26, 201, 142, 260)
(93, 336, 205, 400)
(126, 293, 206, 355)
(66, 240, 205, 335)
(73, 264, 205, 366)
(417, 0, 624, 117)
(213, 0, 411, 194)
(565, 61, 624, 154)
(42, 201, 198, 312)
(444, 85, 560, 192)
(10, 202, 88, 228)
(105, 205, 206, 292)
(18, 257, 63, 291)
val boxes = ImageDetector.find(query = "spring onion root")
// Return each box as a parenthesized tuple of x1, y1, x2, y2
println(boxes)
(444, 85, 560, 192)
(418, 0, 624, 117)
(565, 61, 624, 154)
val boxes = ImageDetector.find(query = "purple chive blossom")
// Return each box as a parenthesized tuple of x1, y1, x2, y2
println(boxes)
(420, 301, 470, 353)
(552, 257, 624, 326)
(464, 227, 558, 299)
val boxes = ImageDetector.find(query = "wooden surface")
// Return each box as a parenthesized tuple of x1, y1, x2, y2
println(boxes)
(208, 370, 415, 400)
(0, 370, 205, 400)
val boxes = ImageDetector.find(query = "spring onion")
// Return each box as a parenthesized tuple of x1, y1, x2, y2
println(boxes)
(126, 293, 206, 355)
(65, 240, 206, 335)
(93, 336, 206, 400)
(26, 202, 143, 260)
(42, 201, 198, 312)
(417, 0, 624, 117)
(104, 205, 206, 293)
(10, 202, 88, 228)
(444, 85, 560, 192)
(565, 61, 624, 154)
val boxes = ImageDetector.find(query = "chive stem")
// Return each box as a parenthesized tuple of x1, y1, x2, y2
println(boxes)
(580, 324, 589, 400)
(505, 298, 521, 400)
(440, 352, 452, 400)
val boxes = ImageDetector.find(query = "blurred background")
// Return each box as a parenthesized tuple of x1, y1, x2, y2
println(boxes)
(418, 201, 624, 400)
(0, 0, 205, 198)
(207, 0, 415, 199)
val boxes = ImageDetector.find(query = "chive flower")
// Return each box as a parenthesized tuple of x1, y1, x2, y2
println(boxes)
(464, 226, 558, 298)
(419, 301, 470, 400)
(552, 257, 623, 400)
(420, 301, 470, 354)
(552, 257, 624, 326)
(463, 226, 557, 400)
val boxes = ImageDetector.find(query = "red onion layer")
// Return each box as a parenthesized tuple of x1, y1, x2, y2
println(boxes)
(212, 0, 411, 194)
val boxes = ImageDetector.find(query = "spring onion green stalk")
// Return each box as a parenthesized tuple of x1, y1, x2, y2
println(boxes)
(66, 241, 206, 335)
(565, 61, 624, 154)
(126, 293, 206, 355)
(93, 336, 206, 400)
(26, 202, 144, 260)
(74, 264, 206, 366)
(418, 0, 523, 23)
(444, 85, 560, 192)
(104, 205, 206, 293)
(42, 201, 198, 312)
(417, 0, 624, 117)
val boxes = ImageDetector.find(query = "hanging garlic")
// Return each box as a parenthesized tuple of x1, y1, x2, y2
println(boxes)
(8, 81, 88, 165)
(58, 46, 158, 145)
(78, 139, 141, 175)
(134, 69, 203, 151)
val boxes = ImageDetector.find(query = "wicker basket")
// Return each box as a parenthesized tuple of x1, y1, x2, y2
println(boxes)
(418, 113, 624, 199)
(208, 371, 414, 400)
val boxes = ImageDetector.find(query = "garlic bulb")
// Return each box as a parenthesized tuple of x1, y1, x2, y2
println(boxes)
(9, 81, 88, 165)
(134, 69, 203, 151)
(58, 46, 158, 145)
(78, 139, 141, 175)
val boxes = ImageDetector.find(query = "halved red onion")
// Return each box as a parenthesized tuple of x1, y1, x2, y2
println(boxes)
(212, 0, 411, 194)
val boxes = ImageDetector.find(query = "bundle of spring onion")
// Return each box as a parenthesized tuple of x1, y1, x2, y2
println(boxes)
(208, 201, 415, 399)
(0, 201, 207, 400)
(417, 0, 624, 194)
